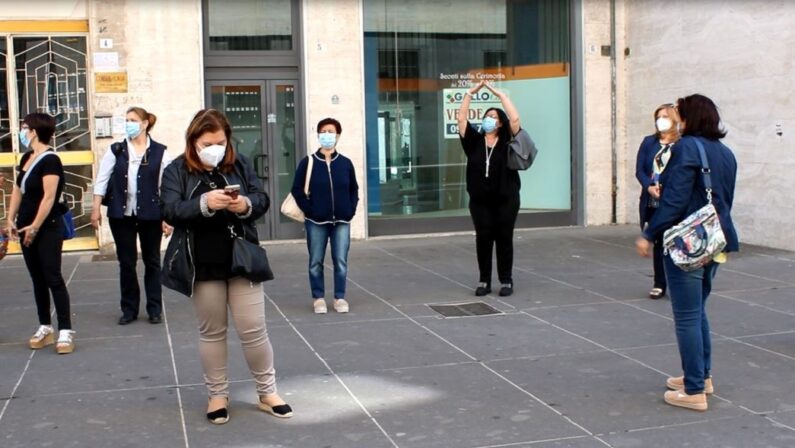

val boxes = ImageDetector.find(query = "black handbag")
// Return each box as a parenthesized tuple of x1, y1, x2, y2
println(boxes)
(506, 128, 538, 170)
(229, 224, 274, 283)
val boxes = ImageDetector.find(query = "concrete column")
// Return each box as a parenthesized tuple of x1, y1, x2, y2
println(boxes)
(301, 0, 367, 239)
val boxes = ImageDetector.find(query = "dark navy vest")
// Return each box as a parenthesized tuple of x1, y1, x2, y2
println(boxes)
(105, 138, 166, 221)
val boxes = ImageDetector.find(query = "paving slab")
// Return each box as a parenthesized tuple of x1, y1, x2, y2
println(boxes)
(2, 225, 795, 448)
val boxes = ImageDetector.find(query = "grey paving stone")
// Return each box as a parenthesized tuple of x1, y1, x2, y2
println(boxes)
(528, 302, 676, 350)
(705, 296, 795, 338)
(488, 351, 744, 436)
(3, 225, 795, 447)
(718, 285, 795, 314)
(603, 415, 795, 448)
(0, 389, 185, 448)
(13, 335, 175, 397)
(415, 313, 598, 361)
(620, 339, 795, 413)
(538, 270, 652, 301)
(738, 332, 795, 358)
(180, 378, 395, 448)
(169, 324, 328, 386)
(293, 319, 472, 373)
(340, 363, 586, 448)
(0, 343, 30, 399)
(507, 276, 619, 310)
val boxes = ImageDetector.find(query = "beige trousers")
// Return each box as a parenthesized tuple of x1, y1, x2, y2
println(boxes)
(192, 277, 276, 397)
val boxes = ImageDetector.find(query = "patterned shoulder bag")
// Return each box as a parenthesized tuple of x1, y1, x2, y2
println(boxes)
(662, 138, 727, 271)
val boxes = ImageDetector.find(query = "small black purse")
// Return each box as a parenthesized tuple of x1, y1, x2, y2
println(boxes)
(228, 224, 274, 283)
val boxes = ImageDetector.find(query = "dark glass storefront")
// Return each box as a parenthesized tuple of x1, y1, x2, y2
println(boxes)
(363, 0, 575, 235)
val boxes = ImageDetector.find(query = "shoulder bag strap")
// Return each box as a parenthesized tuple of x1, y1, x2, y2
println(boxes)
(692, 138, 714, 204)
(20, 151, 58, 195)
(304, 154, 314, 196)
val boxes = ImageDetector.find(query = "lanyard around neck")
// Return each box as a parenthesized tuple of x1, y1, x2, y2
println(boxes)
(485, 137, 498, 178)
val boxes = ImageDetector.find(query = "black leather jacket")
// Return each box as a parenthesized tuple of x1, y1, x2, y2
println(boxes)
(160, 153, 269, 297)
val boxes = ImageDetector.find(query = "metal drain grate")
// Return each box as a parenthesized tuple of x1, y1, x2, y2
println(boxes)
(428, 301, 502, 317)
(91, 254, 117, 262)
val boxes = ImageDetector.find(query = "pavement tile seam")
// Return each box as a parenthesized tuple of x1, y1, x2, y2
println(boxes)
(161, 299, 191, 448)
(714, 292, 795, 318)
(601, 414, 740, 437)
(721, 267, 795, 287)
(470, 434, 594, 448)
(766, 415, 795, 433)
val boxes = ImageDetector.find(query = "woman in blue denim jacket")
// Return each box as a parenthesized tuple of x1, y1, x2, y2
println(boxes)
(636, 94, 739, 412)
(291, 117, 359, 314)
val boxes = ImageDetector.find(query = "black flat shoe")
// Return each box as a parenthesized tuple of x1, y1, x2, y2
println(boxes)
(118, 315, 137, 325)
(148, 315, 162, 324)
(475, 283, 491, 296)
(206, 407, 229, 425)
(207, 397, 229, 424)
(258, 401, 293, 419)
(499, 284, 513, 297)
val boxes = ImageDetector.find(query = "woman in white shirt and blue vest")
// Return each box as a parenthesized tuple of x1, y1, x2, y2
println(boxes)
(91, 107, 172, 325)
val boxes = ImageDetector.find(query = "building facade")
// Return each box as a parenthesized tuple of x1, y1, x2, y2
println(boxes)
(0, 0, 791, 253)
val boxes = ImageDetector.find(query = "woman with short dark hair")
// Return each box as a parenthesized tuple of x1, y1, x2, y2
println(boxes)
(290, 117, 359, 314)
(5, 113, 75, 354)
(636, 94, 739, 411)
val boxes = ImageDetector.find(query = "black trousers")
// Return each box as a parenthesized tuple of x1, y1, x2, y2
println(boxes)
(109, 217, 163, 318)
(21, 221, 72, 330)
(645, 207, 667, 291)
(469, 195, 520, 285)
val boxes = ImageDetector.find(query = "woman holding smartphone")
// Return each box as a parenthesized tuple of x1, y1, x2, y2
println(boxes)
(160, 109, 291, 424)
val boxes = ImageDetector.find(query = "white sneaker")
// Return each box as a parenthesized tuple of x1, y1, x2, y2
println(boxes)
(56, 330, 76, 354)
(333, 299, 349, 313)
(313, 299, 327, 314)
(29, 325, 55, 349)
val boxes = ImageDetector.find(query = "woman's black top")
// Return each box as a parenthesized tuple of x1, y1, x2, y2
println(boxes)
(459, 122, 520, 202)
(15, 150, 65, 229)
(192, 170, 234, 281)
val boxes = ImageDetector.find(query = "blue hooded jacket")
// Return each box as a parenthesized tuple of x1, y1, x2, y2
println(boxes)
(291, 150, 359, 224)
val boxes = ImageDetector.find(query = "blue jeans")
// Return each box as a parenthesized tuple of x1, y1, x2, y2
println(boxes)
(306, 221, 350, 300)
(664, 255, 719, 394)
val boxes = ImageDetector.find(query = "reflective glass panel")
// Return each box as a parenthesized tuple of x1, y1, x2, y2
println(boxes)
(208, 0, 293, 51)
(364, 0, 571, 221)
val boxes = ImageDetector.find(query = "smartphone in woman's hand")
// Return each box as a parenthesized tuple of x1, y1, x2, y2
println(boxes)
(224, 184, 240, 199)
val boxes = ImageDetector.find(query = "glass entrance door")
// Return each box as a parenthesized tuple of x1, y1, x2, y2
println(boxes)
(0, 34, 97, 254)
(207, 80, 302, 240)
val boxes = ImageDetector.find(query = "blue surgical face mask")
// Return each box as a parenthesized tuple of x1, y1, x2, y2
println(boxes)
(126, 122, 143, 139)
(481, 116, 498, 134)
(318, 132, 337, 149)
(19, 128, 32, 148)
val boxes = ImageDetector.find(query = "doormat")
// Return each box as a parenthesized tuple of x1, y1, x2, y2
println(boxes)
(428, 301, 502, 318)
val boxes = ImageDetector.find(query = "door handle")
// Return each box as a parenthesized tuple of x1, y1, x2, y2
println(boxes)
(253, 154, 268, 180)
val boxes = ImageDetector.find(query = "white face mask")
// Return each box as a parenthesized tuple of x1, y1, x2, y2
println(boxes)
(656, 117, 673, 133)
(198, 144, 227, 168)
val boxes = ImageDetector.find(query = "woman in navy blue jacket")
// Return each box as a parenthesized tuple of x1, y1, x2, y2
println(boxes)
(636, 94, 738, 412)
(291, 118, 359, 314)
(635, 103, 681, 299)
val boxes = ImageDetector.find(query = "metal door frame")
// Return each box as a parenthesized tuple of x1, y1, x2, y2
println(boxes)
(204, 79, 303, 240)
